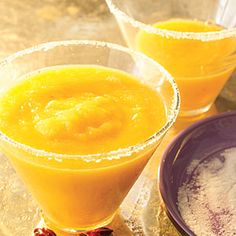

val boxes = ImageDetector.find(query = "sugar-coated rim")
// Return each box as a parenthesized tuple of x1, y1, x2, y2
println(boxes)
(0, 40, 180, 161)
(159, 110, 236, 235)
(106, 0, 236, 41)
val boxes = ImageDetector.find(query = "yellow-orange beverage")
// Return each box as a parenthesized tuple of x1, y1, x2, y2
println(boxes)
(0, 65, 167, 230)
(136, 19, 236, 115)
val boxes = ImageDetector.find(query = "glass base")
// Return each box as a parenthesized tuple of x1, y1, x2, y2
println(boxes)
(179, 103, 213, 117)
(1, 153, 180, 236)
(40, 212, 116, 235)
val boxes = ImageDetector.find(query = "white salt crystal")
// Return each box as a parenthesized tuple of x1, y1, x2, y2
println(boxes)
(178, 147, 236, 236)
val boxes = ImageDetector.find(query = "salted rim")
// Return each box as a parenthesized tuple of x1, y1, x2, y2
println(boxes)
(106, 0, 236, 41)
(0, 40, 180, 161)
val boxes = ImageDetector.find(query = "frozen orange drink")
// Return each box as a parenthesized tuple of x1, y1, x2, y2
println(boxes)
(0, 41, 179, 233)
(0, 65, 166, 230)
(136, 19, 236, 115)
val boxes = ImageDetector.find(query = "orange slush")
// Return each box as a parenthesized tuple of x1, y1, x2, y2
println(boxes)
(0, 66, 167, 229)
(136, 19, 236, 113)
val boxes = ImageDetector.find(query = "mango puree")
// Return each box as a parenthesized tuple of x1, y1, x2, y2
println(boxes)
(0, 66, 166, 229)
(136, 19, 236, 113)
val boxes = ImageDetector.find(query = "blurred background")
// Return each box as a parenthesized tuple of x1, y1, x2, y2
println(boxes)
(0, 0, 123, 58)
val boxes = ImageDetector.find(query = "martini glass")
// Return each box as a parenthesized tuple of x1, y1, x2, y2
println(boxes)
(0, 40, 179, 234)
(106, 0, 236, 116)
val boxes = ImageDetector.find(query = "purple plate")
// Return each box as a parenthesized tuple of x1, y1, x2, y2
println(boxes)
(159, 111, 236, 236)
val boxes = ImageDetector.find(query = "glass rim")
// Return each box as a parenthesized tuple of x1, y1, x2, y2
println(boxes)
(0, 40, 180, 161)
(106, 0, 236, 41)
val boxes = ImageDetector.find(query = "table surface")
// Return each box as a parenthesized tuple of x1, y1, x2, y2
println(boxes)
(0, 0, 235, 235)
